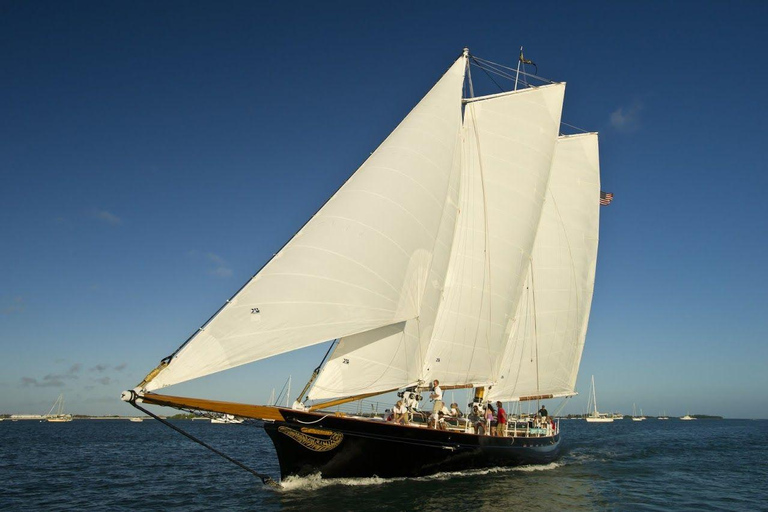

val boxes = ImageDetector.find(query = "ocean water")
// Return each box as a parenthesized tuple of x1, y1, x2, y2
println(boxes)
(2, 418, 766, 511)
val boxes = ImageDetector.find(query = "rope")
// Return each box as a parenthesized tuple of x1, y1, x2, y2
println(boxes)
(470, 57, 505, 93)
(469, 56, 590, 134)
(128, 399, 281, 489)
(472, 56, 555, 84)
(295, 414, 329, 425)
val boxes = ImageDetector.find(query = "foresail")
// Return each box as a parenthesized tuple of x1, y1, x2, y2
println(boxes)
(422, 84, 566, 388)
(143, 55, 467, 392)
(487, 133, 600, 402)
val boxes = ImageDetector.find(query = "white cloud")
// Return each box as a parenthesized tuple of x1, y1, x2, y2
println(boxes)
(93, 209, 122, 225)
(211, 266, 233, 277)
(187, 251, 233, 278)
(609, 101, 643, 132)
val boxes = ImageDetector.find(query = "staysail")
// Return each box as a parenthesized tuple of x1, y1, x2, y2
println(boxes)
(422, 84, 566, 388)
(143, 55, 467, 392)
(487, 133, 600, 401)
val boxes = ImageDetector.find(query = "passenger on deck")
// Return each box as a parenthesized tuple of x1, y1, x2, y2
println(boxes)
(393, 400, 408, 425)
(538, 404, 549, 419)
(437, 411, 448, 431)
(469, 405, 484, 434)
(496, 401, 507, 437)
(430, 380, 443, 417)
(485, 404, 495, 436)
(449, 403, 463, 418)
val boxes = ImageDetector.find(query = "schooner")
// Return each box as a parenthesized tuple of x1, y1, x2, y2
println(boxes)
(123, 48, 606, 483)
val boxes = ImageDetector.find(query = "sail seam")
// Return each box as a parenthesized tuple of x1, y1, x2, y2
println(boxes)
(362, 165, 444, 208)
(287, 244, 402, 296)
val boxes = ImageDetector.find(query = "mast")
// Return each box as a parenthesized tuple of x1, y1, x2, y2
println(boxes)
(514, 46, 523, 91)
(285, 376, 291, 408)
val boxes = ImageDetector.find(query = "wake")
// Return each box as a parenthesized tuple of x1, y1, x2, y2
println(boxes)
(279, 462, 563, 492)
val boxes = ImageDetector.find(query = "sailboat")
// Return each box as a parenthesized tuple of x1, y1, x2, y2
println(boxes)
(680, 413, 696, 420)
(585, 376, 613, 422)
(210, 414, 244, 424)
(46, 394, 73, 422)
(632, 403, 646, 421)
(122, 48, 607, 483)
(658, 411, 669, 420)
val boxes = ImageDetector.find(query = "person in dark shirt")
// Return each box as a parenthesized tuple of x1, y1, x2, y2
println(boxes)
(538, 404, 549, 419)
(496, 401, 507, 437)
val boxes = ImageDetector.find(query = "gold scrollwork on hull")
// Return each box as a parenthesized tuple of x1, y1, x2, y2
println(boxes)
(278, 426, 343, 452)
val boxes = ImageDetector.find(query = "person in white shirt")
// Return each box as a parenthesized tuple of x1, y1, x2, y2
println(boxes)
(393, 400, 408, 425)
(429, 380, 444, 428)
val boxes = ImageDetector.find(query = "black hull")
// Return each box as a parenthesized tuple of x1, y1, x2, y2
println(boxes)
(264, 410, 561, 480)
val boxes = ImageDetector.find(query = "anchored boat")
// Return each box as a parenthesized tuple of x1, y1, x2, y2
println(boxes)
(46, 394, 73, 423)
(122, 48, 608, 483)
(585, 376, 613, 423)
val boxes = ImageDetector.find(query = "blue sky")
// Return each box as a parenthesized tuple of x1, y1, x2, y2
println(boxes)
(2, 1, 766, 418)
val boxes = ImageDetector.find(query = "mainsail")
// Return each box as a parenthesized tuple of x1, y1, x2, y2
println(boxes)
(143, 55, 467, 392)
(487, 133, 601, 401)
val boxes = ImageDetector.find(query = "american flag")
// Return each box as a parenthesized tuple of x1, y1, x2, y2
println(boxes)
(600, 191, 614, 206)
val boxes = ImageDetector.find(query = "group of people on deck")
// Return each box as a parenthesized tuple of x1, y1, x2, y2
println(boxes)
(388, 379, 551, 436)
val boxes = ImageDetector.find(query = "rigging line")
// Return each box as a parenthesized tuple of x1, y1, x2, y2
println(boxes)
(472, 57, 556, 84)
(469, 62, 519, 84)
(470, 57, 505, 93)
(127, 399, 280, 489)
(560, 121, 590, 134)
(470, 59, 541, 89)
(274, 376, 291, 408)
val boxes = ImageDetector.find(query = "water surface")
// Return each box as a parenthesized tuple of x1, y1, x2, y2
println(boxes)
(2, 418, 765, 511)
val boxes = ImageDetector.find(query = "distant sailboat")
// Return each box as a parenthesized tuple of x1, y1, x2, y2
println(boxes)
(129, 417, 144, 422)
(658, 411, 669, 420)
(680, 413, 696, 421)
(46, 394, 73, 422)
(211, 414, 244, 424)
(632, 403, 646, 421)
(585, 375, 613, 422)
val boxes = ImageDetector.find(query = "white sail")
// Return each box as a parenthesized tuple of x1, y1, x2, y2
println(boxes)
(308, 133, 463, 400)
(487, 133, 600, 402)
(421, 84, 566, 387)
(144, 55, 467, 392)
